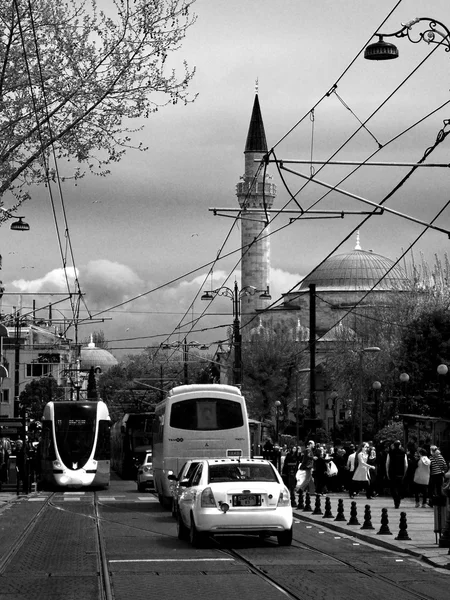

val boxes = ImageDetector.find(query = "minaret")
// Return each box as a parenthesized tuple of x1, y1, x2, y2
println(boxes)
(236, 92, 276, 324)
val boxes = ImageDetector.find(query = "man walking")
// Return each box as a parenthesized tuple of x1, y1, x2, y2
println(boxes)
(428, 445, 448, 506)
(296, 440, 315, 494)
(386, 440, 408, 509)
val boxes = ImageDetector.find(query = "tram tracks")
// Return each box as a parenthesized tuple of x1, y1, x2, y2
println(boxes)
(0, 492, 56, 575)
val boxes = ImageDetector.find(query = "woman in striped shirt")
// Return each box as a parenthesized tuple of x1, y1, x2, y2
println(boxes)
(428, 445, 448, 505)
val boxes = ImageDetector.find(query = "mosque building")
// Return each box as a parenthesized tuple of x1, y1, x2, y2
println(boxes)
(221, 93, 411, 434)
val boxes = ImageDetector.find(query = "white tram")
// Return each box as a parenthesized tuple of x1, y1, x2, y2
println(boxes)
(40, 401, 111, 489)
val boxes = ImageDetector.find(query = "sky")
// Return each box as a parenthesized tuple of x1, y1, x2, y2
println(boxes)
(2, 0, 450, 359)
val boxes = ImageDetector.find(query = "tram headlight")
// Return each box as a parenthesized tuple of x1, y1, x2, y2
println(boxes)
(53, 461, 63, 469)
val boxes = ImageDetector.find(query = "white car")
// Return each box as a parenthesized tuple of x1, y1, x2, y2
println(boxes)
(136, 452, 154, 492)
(169, 459, 202, 518)
(177, 458, 293, 547)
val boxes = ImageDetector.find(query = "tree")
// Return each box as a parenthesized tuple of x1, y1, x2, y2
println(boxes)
(0, 0, 196, 209)
(243, 324, 306, 431)
(18, 375, 65, 419)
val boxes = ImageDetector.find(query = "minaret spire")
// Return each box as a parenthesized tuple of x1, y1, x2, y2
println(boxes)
(355, 231, 361, 250)
(236, 92, 276, 323)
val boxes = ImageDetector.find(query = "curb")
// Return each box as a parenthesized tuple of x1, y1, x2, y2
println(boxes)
(294, 509, 450, 570)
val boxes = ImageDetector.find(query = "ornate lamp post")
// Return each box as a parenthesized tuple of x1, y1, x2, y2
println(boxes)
(0, 206, 30, 231)
(201, 281, 271, 386)
(364, 18, 450, 61)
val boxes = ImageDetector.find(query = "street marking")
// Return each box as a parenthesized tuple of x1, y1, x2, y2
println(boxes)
(28, 498, 46, 502)
(64, 492, 85, 495)
(64, 498, 81, 501)
(110, 558, 235, 563)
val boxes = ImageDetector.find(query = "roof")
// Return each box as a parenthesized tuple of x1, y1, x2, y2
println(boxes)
(244, 94, 268, 153)
(80, 339, 118, 372)
(299, 249, 410, 292)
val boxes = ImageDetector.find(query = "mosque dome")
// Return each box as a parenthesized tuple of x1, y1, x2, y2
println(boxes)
(80, 337, 118, 373)
(299, 235, 410, 293)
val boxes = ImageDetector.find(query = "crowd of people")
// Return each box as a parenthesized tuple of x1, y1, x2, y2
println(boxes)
(0, 436, 40, 493)
(263, 438, 450, 509)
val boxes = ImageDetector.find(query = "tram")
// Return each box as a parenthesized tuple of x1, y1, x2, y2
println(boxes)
(40, 400, 111, 489)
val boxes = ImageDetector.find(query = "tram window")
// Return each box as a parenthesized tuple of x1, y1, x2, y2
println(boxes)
(94, 420, 111, 460)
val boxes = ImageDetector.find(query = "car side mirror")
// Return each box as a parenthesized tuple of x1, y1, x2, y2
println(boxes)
(167, 473, 177, 481)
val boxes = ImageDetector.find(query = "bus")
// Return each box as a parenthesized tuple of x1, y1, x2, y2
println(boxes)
(110, 412, 154, 479)
(40, 400, 111, 489)
(152, 383, 251, 507)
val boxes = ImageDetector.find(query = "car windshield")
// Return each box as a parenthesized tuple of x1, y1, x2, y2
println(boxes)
(208, 463, 278, 483)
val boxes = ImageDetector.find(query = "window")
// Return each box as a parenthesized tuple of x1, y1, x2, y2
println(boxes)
(26, 363, 51, 377)
(0, 390, 9, 404)
(170, 398, 244, 431)
(209, 463, 278, 483)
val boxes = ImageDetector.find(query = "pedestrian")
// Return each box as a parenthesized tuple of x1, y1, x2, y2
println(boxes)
(428, 445, 448, 506)
(386, 440, 408, 508)
(313, 446, 328, 495)
(282, 446, 300, 505)
(346, 444, 357, 498)
(295, 440, 315, 494)
(352, 443, 375, 499)
(0, 437, 11, 488)
(413, 448, 430, 507)
(367, 445, 378, 498)
(332, 447, 347, 492)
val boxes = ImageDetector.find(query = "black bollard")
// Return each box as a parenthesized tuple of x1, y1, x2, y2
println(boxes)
(347, 500, 360, 525)
(312, 493, 323, 515)
(377, 507, 392, 535)
(395, 511, 411, 540)
(361, 504, 375, 530)
(334, 498, 346, 522)
(323, 496, 334, 519)
(297, 489, 304, 510)
(303, 491, 312, 512)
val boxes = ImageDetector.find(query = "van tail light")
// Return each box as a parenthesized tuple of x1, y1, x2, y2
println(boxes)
(278, 486, 291, 506)
(201, 487, 216, 507)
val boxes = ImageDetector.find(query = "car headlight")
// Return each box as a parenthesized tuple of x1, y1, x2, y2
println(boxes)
(201, 487, 216, 507)
(277, 486, 291, 506)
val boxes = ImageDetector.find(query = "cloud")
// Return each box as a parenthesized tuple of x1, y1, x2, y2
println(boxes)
(7, 262, 303, 357)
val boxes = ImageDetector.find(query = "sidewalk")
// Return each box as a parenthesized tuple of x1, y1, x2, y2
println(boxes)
(294, 492, 450, 570)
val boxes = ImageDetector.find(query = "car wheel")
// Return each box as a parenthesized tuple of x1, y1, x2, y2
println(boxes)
(177, 513, 188, 541)
(277, 527, 293, 546)
(189, 515, 207, 548)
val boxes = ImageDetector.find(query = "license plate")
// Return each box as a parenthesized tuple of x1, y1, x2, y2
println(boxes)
(227, 449, 242, 457)
(232, 494, 261, 507)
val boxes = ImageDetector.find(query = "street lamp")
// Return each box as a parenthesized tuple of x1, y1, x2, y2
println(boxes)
(274, 400, 281, 445)
(201, 281, 271, 386)
(0, 206, 30, 231)
(372, 380, 382, 432)
(437, 364, 448, 414)
(358, 347, 381, 444)
(399, 372, 410, 413)
(162, 338, 204, 385)
(364, 18, 450, 61)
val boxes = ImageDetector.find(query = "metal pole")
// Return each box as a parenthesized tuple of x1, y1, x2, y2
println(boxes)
(359, 352, 364, 445)
(309, 284, 316, 419)
(183, 338, 188, 385)
(233, 281, 242, 386)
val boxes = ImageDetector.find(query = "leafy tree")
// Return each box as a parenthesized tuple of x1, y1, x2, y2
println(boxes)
(18, 375, 65, 419)
(0, 0, 196, 208)
(243, 323, 306, 433)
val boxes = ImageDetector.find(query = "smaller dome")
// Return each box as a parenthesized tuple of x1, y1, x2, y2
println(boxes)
(80, 338, 118, 373)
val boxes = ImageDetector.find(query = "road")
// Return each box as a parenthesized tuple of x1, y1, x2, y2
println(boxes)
(0, 476, 449, 600)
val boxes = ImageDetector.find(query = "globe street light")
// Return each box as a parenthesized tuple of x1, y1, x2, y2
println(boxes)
(437, 364, 448, 414)
(399, 372, 410, 413)
(274, 400, 281, 445)
(201, 281, 271, 386)
(372, 380, 382, 432)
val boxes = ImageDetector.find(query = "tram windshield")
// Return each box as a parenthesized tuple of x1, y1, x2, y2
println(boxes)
(54, 403, 97, 468)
